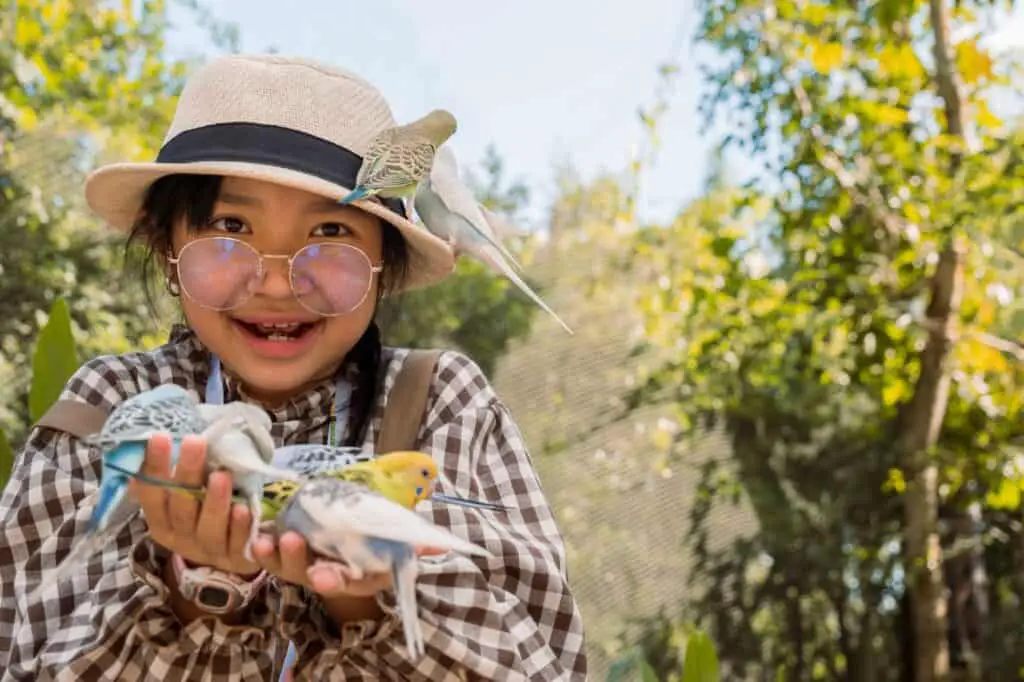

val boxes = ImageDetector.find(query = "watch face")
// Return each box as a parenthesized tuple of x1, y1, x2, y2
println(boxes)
(198, 586, 231, 609)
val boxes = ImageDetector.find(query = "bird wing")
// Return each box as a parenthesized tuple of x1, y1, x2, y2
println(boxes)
(271, 444, 371, 476)
(355, 129, 396, 186)
(295, 481, 491, 557)
(426, 147, 512, 255)
(101, 386, 204, 440)
(362, 141, 436, 191)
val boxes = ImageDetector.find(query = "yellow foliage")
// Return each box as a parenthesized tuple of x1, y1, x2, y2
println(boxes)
(882, 380, 911, 408)
(808, 41, 845, 74)
(14, 16, 43, 45)
(884, 468, 906, 494)
(872, 104, 909, 126)
(876, 44, 925, 80)
(974, 99, 1003, 130)
(986, 479, 1022, 511)
(956, 337, 1010, 376)
(956, 40, 995, 84)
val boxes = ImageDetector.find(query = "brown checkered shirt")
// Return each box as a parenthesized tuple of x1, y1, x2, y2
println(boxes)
(0, 327, 587, 680)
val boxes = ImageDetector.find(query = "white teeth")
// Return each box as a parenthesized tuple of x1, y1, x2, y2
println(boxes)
(255, 322, 302, 331)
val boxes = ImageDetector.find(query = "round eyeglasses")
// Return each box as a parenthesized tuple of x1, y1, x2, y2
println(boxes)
(167, 237, 384, 316)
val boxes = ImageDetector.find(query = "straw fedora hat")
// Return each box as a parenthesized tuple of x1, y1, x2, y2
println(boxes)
(84, 53, 457, 292)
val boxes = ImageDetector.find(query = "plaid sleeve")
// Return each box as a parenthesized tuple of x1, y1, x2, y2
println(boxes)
(0, 358, 291, 681)
(291, 351, 589, 681)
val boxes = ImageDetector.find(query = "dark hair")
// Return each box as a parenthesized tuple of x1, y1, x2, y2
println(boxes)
(126, 173, 410, 446)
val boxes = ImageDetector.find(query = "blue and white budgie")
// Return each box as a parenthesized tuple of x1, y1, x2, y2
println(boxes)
(28, 384, 209, 602)
(337, 109, 458, 205)
(195, 401, 303, 560)
(414, 146, 573, 334)
(275, 477, 492, 660)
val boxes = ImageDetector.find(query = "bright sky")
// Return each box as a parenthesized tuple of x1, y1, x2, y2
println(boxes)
(168, 1, 1024, 229)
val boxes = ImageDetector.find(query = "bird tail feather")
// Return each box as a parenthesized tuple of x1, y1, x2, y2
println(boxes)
(473, 244, 574, 334)
(394, 558, 426, 660)
(338, 186, 371, 205)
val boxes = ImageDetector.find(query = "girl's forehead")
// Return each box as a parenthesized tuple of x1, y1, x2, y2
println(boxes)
(211, 176, 378, 229)
(217, 176, 337, 208)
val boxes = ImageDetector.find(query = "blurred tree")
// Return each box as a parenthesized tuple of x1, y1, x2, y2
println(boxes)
(615, 0, 1024, 680)
(0, 0, 238, 447)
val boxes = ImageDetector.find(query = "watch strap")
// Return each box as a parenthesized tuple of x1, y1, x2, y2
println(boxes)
(171, 553, 268, 615)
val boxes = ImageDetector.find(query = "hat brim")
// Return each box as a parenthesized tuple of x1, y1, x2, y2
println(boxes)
(84, 160, 456, 293)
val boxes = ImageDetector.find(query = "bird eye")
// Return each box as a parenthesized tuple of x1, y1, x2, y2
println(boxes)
(421, 468, 430, 478)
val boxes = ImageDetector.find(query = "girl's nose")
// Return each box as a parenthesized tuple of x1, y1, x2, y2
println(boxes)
(250, 255, 294, 299)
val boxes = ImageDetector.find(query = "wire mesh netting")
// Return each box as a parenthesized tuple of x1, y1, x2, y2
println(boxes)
(490, 248, 758, 679)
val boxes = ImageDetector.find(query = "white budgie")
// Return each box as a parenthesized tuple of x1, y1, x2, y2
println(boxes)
(414, 146, 573, 334)
(195, 401, 303, 560)
(275, 477, 491, 660)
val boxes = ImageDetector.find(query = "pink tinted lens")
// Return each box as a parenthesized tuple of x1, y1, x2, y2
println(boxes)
(291, 243, 373, 315)
(176, 238, 261, 310)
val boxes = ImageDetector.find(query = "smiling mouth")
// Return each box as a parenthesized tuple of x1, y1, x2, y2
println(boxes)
(232, 319, 322, 341)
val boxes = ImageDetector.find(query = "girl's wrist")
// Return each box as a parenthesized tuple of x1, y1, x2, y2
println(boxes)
(321, 593, 384, 626)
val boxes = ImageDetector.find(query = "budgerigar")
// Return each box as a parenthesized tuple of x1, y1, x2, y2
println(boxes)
(415, 146, 523, 270)
(28, 384, 210, 602)
(337, 109, 458, 205)
(336, 450, 508, 512)
(414, 147, 573, 334)
(195, 402, 304, 560)
(275, 477, 492, 660)
(115, 450, 509, 518)
(273, 445, 508, 511)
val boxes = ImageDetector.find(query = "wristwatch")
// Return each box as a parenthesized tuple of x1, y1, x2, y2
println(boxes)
(170, 553, 268, 615)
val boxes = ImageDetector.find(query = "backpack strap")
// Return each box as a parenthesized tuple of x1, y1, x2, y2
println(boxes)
(31, 349, 443, 449)
(376, 349, 443, 453)
(33, 399, 110, 439)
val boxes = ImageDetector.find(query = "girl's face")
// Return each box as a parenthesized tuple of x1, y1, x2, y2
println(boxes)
(167, 176, 383, 405)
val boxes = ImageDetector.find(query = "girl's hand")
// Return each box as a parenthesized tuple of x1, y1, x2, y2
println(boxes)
(250, 532, 450, 598)
(130, 432, 261, 577)
(250, 532, 391, 597)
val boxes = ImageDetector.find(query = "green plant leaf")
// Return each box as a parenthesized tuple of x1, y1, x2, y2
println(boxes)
(639, 658, 660, 682)
(28, 297, 79, 423)
(682, 630, 721, 682)
(0, 427, 14, 492)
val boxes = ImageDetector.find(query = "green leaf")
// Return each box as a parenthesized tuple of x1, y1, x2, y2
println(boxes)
(0, 427, 14, 492)
(985, 478, 1023, 511)
(682, 630, 721, 682)
(28, 297, 80, 423)
(639, 658, 660, 682)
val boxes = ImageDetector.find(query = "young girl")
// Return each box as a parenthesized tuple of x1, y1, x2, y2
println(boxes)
(0, 54, 587, 681)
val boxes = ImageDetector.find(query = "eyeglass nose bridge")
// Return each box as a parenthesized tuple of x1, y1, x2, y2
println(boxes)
(256, 252, 295, 275)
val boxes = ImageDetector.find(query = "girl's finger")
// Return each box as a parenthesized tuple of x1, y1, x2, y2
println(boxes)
(194, 471, 233, 558)
(278, 532, 312, 585)
(166, 437, 206, 533)
(307, 561, 346, 594)
(227, 504, 255, 560)
(252, 535, 284, 574)
(173, 435, 208, 485)
(133, 434, 174, 532)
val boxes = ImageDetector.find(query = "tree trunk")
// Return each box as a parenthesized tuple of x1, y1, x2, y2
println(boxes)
(900, 246, 963, 682)
(899, 1, 970, 681)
